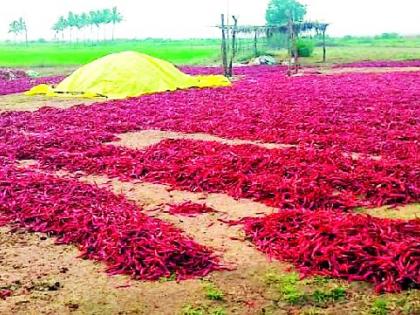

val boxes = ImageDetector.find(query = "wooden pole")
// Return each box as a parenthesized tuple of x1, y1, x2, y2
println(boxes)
(287, 11, 297, 76)
(322, 29, 327, 62)
(293, 27, 299, 74)
(253, 29, 258, 57)
(228, 15, 238, 77)
(287, 14, 298, 74)
(221, 14, 228, 76)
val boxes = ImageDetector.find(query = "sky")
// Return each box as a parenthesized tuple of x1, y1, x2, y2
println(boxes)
(1, 0, 419, 40)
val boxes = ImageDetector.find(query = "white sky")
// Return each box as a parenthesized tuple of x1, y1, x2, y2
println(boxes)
(1, 0, 419, 40)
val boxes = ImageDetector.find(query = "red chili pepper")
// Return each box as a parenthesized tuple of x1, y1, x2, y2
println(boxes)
(242, 209, 420, 293)
(168, 202, 217, 217)
(0, 289, 12, 300)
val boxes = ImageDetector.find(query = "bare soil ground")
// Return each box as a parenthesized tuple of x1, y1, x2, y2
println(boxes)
(1, 68, 419, 314)
(112, 130, 295, 150)
(0, 94, 105, 113)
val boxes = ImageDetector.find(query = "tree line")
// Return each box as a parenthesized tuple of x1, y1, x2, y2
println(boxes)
(52, 7, 123, 42)
(6, 7, 123, 45)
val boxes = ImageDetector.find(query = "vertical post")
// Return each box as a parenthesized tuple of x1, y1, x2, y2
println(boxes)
(287, 12, 294, 76)
(228, 15, 238, 77)
(221, 14, 228, 77)
(293, 27, 299, 74)
(287, 12, 298, 75)
(322, 29, 326, 63)
(254, 29, 258, 57)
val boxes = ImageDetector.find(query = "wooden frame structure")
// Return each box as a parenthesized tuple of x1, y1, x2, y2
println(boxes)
(218, 18, 329, 76)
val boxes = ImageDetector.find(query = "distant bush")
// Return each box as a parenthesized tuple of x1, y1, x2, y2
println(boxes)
(296, 38, 315, 57)
(375, 33, 401, 40)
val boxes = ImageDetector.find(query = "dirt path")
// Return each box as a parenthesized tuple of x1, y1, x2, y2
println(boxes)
(0, 94, 105, 113)
(112, 130, 294, 150)
(77, 174, 276, 265)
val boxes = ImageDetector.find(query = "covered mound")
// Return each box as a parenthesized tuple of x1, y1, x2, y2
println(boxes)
(26, 51, 230, 99)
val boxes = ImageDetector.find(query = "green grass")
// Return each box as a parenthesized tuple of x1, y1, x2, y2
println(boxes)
(325, 35, 420, 48)
(0, 39, 220, 67)
(264, 271, 348, 307)
(273, 45, 420, 65)
(304, 46, 420, 65)
(1, 36, 419, 68)
(202, 281, 224, 301)
(370, 299, 389, 315)
(267, 35, 420, 64)
(158, 273, 177, 283)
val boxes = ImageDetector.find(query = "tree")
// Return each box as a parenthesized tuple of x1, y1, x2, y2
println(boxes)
(79, 13, 89, 41)
(18, 17, 28, 45)
(74, 13, 87, 42)
(67, 11, 77, 42)
(89, 10, 102, 41)
(52, 16, 67, 41)
(8, 17, 27, 45)
(51, 7, 124, 43)
(8, 20, 20, 42)
(110, 7, 123, 41)
(101, 8, 112, 40)
(265, 0, 307, 25)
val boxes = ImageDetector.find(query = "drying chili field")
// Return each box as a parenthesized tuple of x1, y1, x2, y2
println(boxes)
(0, 65, 419, 314)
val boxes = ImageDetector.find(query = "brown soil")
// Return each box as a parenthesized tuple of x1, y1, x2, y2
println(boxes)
(0, 226, 206, 315)
(0, 94, 105, 113)
(360, 203, 420, 220)
(112, 130, 294, 150)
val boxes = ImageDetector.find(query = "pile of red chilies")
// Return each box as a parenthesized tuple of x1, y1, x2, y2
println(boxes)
(0, 161, 221, 280)
(0, 75, 64, 96)
(0, 67, 418, 292)
(16, 139, 415, 210)
(243, 209, 420, 293)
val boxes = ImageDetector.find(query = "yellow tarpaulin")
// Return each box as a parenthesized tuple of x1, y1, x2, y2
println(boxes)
(26, 51, 230, 99)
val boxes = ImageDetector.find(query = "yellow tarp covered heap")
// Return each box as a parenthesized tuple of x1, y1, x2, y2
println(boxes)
(26, 51, 230, 99)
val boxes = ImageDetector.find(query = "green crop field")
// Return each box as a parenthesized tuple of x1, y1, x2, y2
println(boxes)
(0, 36, 419, 68)
(0, 39, 221, 67)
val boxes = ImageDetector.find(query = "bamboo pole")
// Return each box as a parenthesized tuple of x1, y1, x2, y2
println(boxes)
(254, 29, 258, 57)
(228, 15, 238, 77)
(322, 29, 327, 62)
(221, 14, 228, 77)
